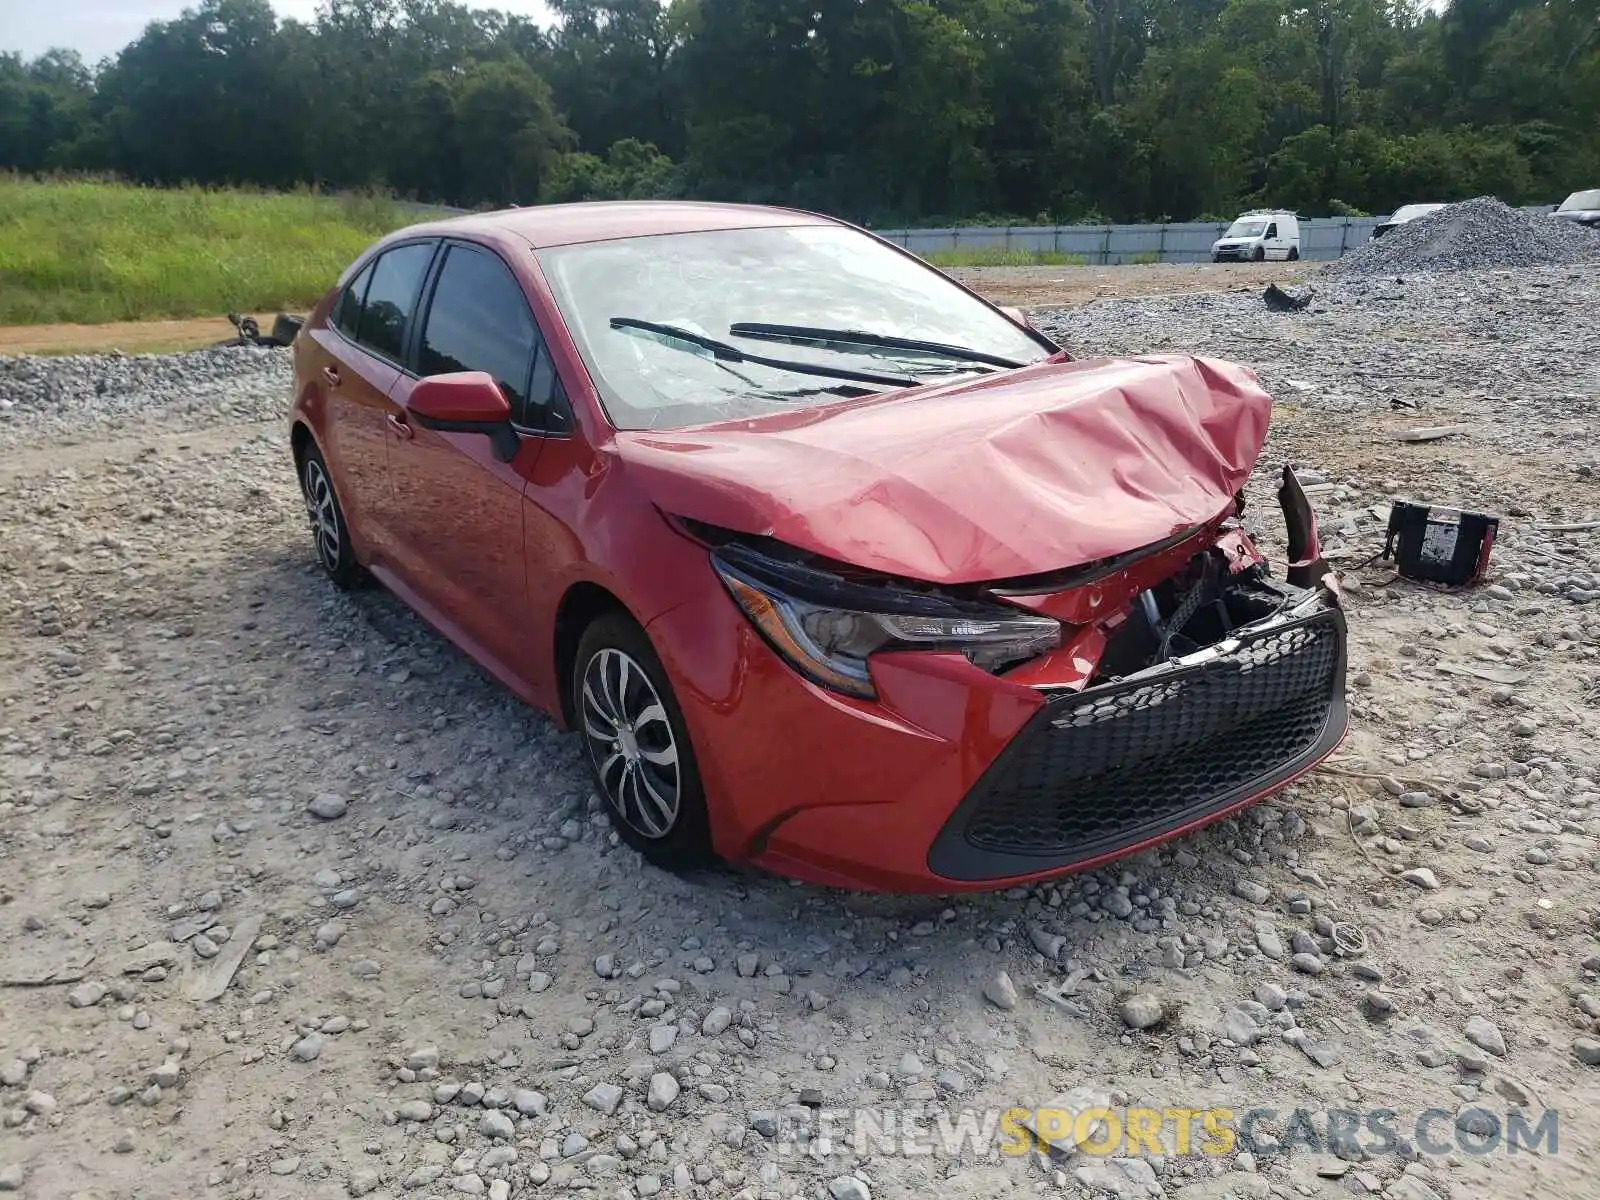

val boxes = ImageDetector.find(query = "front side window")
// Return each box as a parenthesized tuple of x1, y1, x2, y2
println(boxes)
(355, 242, 435, 363)
(536, 225, 1052, 431)
(418, 244, 542, 424)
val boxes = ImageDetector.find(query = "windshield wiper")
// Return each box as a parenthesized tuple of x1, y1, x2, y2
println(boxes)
(728, 322, 1027, 370)
(610, 317, 918, 388)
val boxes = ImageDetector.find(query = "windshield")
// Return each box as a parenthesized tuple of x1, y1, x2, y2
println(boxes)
(1560, 190, 1600, 212)
(535, 225, 1051, 430)
(1225, 219, 1269, 238)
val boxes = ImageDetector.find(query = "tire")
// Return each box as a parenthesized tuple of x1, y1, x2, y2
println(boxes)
(1253, 245, 1266, 262)
(298, 443, 365, 589)
(1287, 247, 1300, 261)
(573, 613, 714, 870)
(1212, 253, 1222, 263)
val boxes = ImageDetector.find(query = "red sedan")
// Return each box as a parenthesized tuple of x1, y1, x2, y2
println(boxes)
(289, 201, 1347, 893)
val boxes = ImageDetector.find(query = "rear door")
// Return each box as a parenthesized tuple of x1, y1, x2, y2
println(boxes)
(307, 240, 438, 564)
(384, 240, 553, 682)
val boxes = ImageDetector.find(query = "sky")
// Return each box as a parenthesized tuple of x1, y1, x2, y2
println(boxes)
(5, 0, 554, 64)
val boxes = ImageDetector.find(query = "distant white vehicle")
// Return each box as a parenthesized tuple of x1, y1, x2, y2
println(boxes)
(1211, 210, 1300, 262)
(1552, 188, 1600, 228)
(1372, 203, 1446, 239)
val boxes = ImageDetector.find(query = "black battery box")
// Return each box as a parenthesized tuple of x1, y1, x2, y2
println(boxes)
(1382, 502, 1499, 586)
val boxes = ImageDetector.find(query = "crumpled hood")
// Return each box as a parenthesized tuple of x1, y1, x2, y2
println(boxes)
(612, 355, 1272, 584)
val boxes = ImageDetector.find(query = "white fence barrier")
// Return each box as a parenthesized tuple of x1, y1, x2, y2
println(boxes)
(873, 208, 1558, 264)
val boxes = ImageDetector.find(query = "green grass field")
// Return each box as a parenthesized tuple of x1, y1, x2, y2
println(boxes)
(0, 178, 416, 325)
(922, 248, 1086, 268)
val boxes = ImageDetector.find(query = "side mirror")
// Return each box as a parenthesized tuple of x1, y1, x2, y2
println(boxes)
(408, 372, 519, 462)
(999, 305, 1033, 330)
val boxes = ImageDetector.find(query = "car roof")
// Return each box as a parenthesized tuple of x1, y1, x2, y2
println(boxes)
(392, 201, 838, 250)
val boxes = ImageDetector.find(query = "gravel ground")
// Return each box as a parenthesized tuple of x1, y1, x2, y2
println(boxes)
(3, 265, 1599, 1200)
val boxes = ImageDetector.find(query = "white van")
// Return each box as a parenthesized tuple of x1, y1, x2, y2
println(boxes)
(1211, 210, 1301, 262)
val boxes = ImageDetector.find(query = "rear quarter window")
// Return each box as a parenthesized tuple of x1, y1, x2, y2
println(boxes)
(354, 243, 436, 363)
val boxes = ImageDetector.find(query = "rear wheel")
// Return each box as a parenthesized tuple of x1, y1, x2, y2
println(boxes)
(299, 444, 364, 589)
(574, 614, 714, 870)
(1287, 247, 1300, 261)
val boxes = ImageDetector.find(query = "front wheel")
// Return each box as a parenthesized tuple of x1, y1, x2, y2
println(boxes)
(299, 444, 365, 589)
(1253, 245, 1266, 262)
(574, 614, 715, 870)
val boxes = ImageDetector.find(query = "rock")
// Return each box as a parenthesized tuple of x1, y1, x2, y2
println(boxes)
(647, 1072, 680, 1112)
(1120, 994, 1165, 1029)
(1222, 1008, 1263, 1046)
(478, 1109, 514, 1140)
(67, 981, 107, 1007)
(404, 1165, 445, 1188)
(702, 1005, 733, 1036)
(750, 1110, 781, 1137)
(112, 1129, 135, 1154)
(1464, 1016, 1507, 1058)
(1572, 1039, 1600, 1066)
(1400, 867, 1440, 890)
(1362, 991, 1394, 1020)
(348, 1169, 381, 1196)
(983, 970, 1019, 1010)
(1291, 952, 1325, 976)
(396, 1100, 434, 1122)
(307, 793, 348, 819)
(0, 1165, 21, 1192)
(1253, 923, 1285, 960)
(291, 1032, 324, 1061)
(270, 1156, 303, 1175)
(512, 1089, 546, 1116)
(1255, 982, 1288, 1011)
(828, 1176, 872, 1200)
(1233, 880, 1271, 905)
(405, 1044, 440, 1071)
(649, 1024, 677, 1053)
(594, 953, 616, 977)
(23, 1091, 56, 1116)
(1028, 926, 1065, 960)
(583, 1082, 623, 1115)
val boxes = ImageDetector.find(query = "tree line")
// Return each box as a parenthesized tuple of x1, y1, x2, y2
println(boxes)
(2, 0, 1597, 225)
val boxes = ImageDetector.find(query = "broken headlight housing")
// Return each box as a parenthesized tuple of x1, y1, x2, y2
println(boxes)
(710, 544, 1061, 699)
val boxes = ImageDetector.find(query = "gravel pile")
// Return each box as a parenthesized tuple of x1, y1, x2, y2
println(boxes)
(0, 344, 291, 447)
(1326, 195, 1600, 276)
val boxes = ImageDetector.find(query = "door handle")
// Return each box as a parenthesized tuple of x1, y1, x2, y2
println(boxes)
(322, 366, 342, 387)
(386, 413, 414, 440)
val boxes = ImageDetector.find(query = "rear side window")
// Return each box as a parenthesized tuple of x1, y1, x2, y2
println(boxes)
(355, 243, 435, 362)
(332, 263, 373, 339)
(419, 244, 544, 425)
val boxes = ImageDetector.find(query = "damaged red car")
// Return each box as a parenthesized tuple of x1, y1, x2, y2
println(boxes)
(288, 201, 1347, 893)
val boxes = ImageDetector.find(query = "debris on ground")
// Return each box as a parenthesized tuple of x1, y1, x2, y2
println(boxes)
(1263, 282, 1314, 311)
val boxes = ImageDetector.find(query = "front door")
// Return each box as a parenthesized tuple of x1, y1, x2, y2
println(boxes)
(384, 241, 550, 684)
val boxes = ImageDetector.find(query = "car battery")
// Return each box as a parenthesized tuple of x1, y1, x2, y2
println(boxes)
(1382, 501, 1498, 586)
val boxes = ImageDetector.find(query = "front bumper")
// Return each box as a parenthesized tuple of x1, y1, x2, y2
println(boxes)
(1212, 244, 1258, 261)
(649, 533, 1347, 894)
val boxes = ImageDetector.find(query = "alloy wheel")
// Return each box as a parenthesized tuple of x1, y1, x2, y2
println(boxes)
(302, 458, 341, 570)
(580, 647, 681, 839)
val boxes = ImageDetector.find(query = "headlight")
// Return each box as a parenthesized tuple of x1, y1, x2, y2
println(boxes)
(711, 545, 1061, 699)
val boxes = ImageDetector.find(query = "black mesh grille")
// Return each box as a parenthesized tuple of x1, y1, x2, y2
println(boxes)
(939, 608, 1343, 870)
